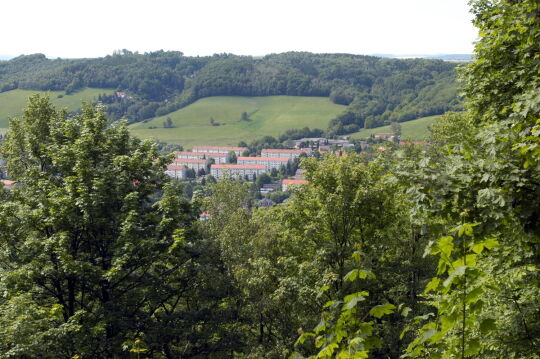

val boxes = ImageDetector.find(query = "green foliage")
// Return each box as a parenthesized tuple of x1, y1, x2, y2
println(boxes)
(0, 96, 237, 358)
(1, 52, 461, 130)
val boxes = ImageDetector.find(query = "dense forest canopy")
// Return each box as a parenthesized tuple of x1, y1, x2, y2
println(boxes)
(0, 0, 538, 358)
(0, 51, 461, 133)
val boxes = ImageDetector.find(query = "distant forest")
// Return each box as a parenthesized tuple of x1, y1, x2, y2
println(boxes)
(0, 51, 462, 135)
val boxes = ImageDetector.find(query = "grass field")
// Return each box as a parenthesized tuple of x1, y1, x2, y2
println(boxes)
(0, 88, 114, 129)
(349, 115, 440, 140)
(129, 96, 346, 147)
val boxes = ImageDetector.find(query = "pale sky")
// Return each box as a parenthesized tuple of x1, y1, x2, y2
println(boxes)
(1, 0, 478, 59)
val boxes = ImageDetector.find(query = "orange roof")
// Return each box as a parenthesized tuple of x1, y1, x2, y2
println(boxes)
(282, 179, 308, 185)
(237, 156, 289, 162)
(172, 158, 206, 164)
(0, 179, 17, 185)
(262, 149, 312, 153)
(212, 164, 266, 170)
(175, 151, 204, 156)
(175, 151, 228, 157)
(192, 146, 247, 151)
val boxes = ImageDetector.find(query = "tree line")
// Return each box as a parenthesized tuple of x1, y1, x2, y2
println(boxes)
(0, 51, 461, 134)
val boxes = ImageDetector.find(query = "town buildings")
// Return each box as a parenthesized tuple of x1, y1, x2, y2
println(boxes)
(237, 156, 290, 170)
(175, 151, 229, 164)
(192, 146, 247, 156)
(210, 164, 266, 180)
(261, 148, 312, 159)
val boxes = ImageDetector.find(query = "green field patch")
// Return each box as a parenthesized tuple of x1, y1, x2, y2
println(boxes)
(349, 115, 439, 141)
(0, 88, 114, 128)
(130, 96, 346, 147)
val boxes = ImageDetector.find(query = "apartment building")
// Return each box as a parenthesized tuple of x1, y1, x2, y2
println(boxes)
(236, 156, 290, 170)
(261, 148, 312, 159)
(175, 151, 229, 164)
(165, 165, 188, 179)
(172, 158, 207, 172)
(192, 146, 248, 157)
(210, 164, 266, 180)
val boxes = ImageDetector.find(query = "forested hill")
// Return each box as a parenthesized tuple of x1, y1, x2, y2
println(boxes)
(0, 51, 462, 134)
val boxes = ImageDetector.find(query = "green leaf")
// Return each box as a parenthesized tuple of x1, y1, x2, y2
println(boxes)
(323, 300, 336, 309)
(464, 338, 481, 356)
(314, 320, 327, 333)
(343, 291, 368, 311)
(483, 237, 499, 249)
(437, 236, 454, 257)
(465, 287, 484, 304)
(344, 269, 375, 282)
(443, 265, 467, 287)
(369, 303, 396, 318)
(480, 318, 497, 333)
(401, 306, 412, 317)
(425, 277, 440, 293)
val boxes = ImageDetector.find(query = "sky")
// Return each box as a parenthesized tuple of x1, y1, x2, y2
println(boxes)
(1, 0, 478, 59)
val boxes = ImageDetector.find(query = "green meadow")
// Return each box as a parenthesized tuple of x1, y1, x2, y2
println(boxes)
(349, 115, 440, 140)
(129, 96, 346, 147)
(0, 88, 114, 129)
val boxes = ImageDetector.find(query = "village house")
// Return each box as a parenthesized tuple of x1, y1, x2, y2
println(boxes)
(192, 146, 247, 156)
(281, 178, 308, 191)
(237, 156, 290, 170)
(210, 164, 266, 180)
(261, 148, 312, 159)
(0, 179, 17, 190)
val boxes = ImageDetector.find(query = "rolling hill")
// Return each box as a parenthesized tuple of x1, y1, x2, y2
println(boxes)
(349, 115, 439, 140)
(129, 96, 346, 147)
(0, 87, 114, 129)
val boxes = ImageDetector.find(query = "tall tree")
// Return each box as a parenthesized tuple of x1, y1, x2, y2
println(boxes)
(0, 96, 199, 358)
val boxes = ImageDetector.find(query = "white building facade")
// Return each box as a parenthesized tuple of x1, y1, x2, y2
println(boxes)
(261, 148, 312, 159)
(210, 164, 266, 180)
(175, 151, 229, 164)
(192, 146, 247, 157)
(237, 156, 290, 170)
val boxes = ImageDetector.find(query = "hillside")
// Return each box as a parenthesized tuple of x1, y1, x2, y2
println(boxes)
(349, 115, 439, 140)
(0, 87, 114, 128)
(0, 52, 462, 135)
(129, 96, 345, 147)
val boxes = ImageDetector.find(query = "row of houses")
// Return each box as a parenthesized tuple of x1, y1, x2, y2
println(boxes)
(167, 146, 313, 180)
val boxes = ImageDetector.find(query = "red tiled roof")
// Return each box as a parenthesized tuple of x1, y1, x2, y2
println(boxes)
(175, 151, 227, 157)
(282, 179, 308, 185)
(237, 156, 289, 162)
(172, 158, 206, 164)
(192, 146, 247, 151)
(174, 151, 204, 156)
(262, 149, 312, 153)
(212, 164, 266, 170)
